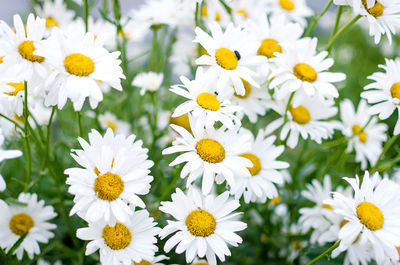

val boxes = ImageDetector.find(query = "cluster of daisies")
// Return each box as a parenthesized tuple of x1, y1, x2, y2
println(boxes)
(0, 0, 400, 264)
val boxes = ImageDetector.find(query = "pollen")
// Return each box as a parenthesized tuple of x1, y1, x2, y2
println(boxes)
(9, 213, 34, 236)
(236, 9, 248, 18)
(356, 202, 384, 231)
(215, 48, 238, 70)
(4, 82, 24, 96)
(64, 53, 95, 76)
(197, 92, 220, 111)
(186, 209, 216, 237)
(196, 139, 225, 163)
(279, 0, 295, 11)
(102, 223, 132, 250)
(240, 153, 262, 176)
(94, 172, 124, 201)
(45, 17, 58, 28)
(257, 39, 282, 58)
(391, 82, 400, 101)
(234, 79, 252, 99)
(293, 63, 317, 82)
(106, 120, 117, 131)
(322, 204, 333, 210)
(362, 0, 384, 17)
(134, 260, 152, 265)
(18, 41, 45, 63)
(170, 114, 192, 133)
(289, 104, 311, 125)
(352, 125, 367, 143)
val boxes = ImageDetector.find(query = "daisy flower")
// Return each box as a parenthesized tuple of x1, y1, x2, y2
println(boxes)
(198, 0, 230, 26)
(0, 80, 26, 117)
(0, 14, 49, 82)
(230, 128, 289, 203)
(65, 129, 154, 225)
(170, 67, 241, 131)
(267, 0, 313, 26)
(270, 38, 346, 101)
(266, 92, 340, 148)
(98, 112, 130, 136)
(340, 99, 387, 169)
(132, 254, 170, 265)
(0, 193, 57, 260)
(35, 27, 125, 110)
(35, 0, 75, 32)
(159, 188, 247, 265)
(132, 72, 163, 96)
(0, 130, 22, 191)
(324, 171, 400, 263)
(76, 209, 160, 265)
(162, 116, 252, 194)
(194, 22, 264, 96)
(361, 58, 400, 135)
(230, 0, 267, 24)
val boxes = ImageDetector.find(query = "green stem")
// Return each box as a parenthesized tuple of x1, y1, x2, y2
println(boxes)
(326, 15, 361, 52)
(195, 2, 200, 28)
(112, 0, 128, 80)
(23, 81, 32, 192)
(305, 0, 333, 37)
(332, 6, 343, 36)
(149, 27, 159, 71)
(371, 134, 400, 173)
(103, 0, 108, 15)
(77, 111, 83, 137)
(0, 113, 23, 130)
(306, 241, 340, 265)
(283, 92, 295, 123)
(83, 0, 89, 32)
(218, 0, 232, 15)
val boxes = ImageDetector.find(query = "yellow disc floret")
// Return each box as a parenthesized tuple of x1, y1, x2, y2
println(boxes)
(170, 114, 192, 133)
(215, 48, 238, 70)
(9, 213, 34, 236)
(352, 125, 367, 143)
(234, 79, 252, 99)
(257, 39, 282, 58)
(236, 9, 248, 18)
(102, 223, 132, 250)
(194, 263, 209, 265)
(18, 41, 45, 63)
(0, 56, 4, 64)
(5, 82, 24, 96)
(134, 260, 152, 265)
(289, 104, 311, 124)
(197, 92, 220, 111)
(64, 53, 95, 76)
(322, 204, 333, 210)
(293, 63, 317, 82)
(362, 0, 384, 17)
(45, 17, 58, 28)
(391, 82, 400, 101)
(279, 0, 295, 11)
(356, 202, 384, 231)
(196, 139, 225, 163)
(94, 172, 124, 201)
(186, 209, 216, 237)
(106, 120, 117, 131)
(240, 153, 262, 176)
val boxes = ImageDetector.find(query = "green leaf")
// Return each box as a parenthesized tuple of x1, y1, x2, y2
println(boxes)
(6, 233, 28, 257)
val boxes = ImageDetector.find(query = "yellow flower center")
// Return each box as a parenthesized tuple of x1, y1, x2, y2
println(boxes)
(64, 53, 95, 76)
(270, 196, 281, 205)
(134, 260, 152, 265)
(102, 223, 132, 250)
(170, 114, 192, 133)
(279, 0, 295, 11)
(362, 0, 384, 17)
(18, 41, 45, 63)
(196, 139, 225, 163)
(322, 204, 333, 210)
(291, 240, 302, 250)
(258, 39, 282, 58)
(4, 82, 24, 96)
(240, 153, 262, 176)
(0, 56, 4, 64)
(194, 263, 209, 265)
(106, 120, 117, 131)
(14, 114, 25, 123)
(186, 209, 216, 237)
(215, 48, 238, 70)
(352, 125, 367, 143)
(340, 219, 349, 228)
(197, 92, 220, 111)
(356, 202, 384, 231)
(45, 17, 58, 28)
(9, 213, 34, 236)
(94, 172, 124, 201)
(293, 63, 317, 82)
(391, 82, 400, 101)
(397, 247, 400, 263)
(215, 12, 221, 21)
(289, 104, 311, 124)
(236, 9, 248, 18)
(201, 6, 208, 17)
(234, 79, 251, 99)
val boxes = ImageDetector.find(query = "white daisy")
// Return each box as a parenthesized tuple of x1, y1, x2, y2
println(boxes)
(334, 0, 376, 10)
(76, 209, 160, 265)
(170, 67, 241, 131)
(361, 58, 400, 135)
(340, 99, 387, 169)
(35, 27, 125, 110)
(194, 22, 264, 96)
(131, 254, 169, 265)
(132, 72, 163, 96)
(35, 0, 75, 32)
(98, 112, 130, 136)
(230, 128, 289, 203)
(0, 14, 49, 82)
(0, 80, 26, 117)
(65, 128, 154, 225)
(230, 0, 268, 24)
(162, 116, 252, 194)
(267, 0, 313, 26)
(324, 171, 400, 263)
(159, 188, 247, 265)
(0, 193, 57, 260)
(0, 129, 22, 191)
(270, 37, 346, 101)
(266, 92, 340, 148)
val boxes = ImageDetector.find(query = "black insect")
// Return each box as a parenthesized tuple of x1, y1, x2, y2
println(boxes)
(214, 91, 219, 96)
(234, 50, 241, 60)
